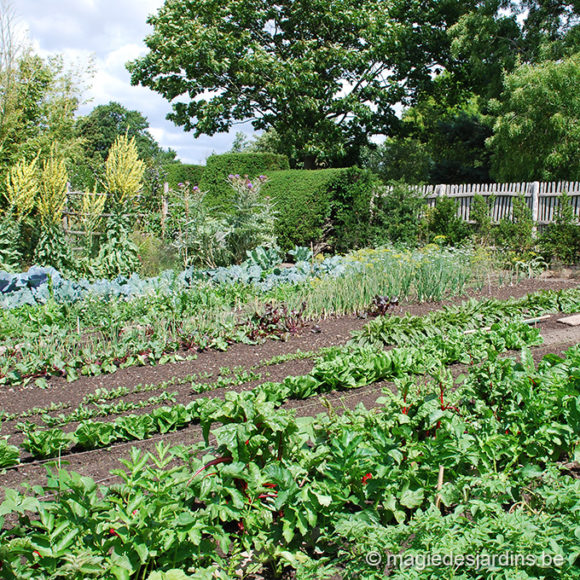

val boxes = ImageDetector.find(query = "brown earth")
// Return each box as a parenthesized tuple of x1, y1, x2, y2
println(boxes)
(1, 277, 579, 497)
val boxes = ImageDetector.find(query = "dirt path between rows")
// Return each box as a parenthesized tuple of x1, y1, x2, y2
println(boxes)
(1, 277, 578, 497)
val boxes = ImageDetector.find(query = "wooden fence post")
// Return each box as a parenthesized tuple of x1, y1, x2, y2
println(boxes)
(161, 182, 169, 238)
(63, 182, 71, 233)
(531, 181, 540, 233)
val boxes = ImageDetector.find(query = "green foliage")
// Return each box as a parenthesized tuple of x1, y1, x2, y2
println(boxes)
(489, 54, 580, 181)
(352, 290, 565, 348)
(76, 101, 174, 166)
(225, 175, 278, 264)
(0, 214, 21, 270)
(371, 181, 427, 246)
(262, 169, 340, 251)
(426, 109, 492, 183)
(388, 96, 493, 185)
(539, 192, 580, 265)
(164, 163, 205, 189)
(127, 0, 473, 166)
(245, 128, 285, 155)
(168, 183, 231, 269)
(2, 330, 580, 577)
(263, 167, 378, 252)
(361, 137, 431, 184)
(494, 195, 534, 255)
(200, 153, 289, 210)
(21, 427, 74, 459)
(424, 197, 471, 245)
(0, 438, 19, 470)
(0, 45, 88, 175)
(70, 102, 174, 223)
(449, 1, 579, 102)
(329, 168, 381, 253)
(470, 193, 495, 245)
(96, 214, 141, 278)
(288, 246, 312, 263)
(34, 221, 72, 273)
(131, 232, 179, 277)
(245, 246, 281, 270)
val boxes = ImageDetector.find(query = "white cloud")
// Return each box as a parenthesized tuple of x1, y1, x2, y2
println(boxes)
(11, 0, 250, 164)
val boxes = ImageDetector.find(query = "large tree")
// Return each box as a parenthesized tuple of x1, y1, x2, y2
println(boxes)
(449, 0, 580, 102)
(487, 53, 580, 181)
(72, 102, 177, 206)
(127, 0, 473, 167)
(0, 1, 89, 174)
(76, 101, 176, 165)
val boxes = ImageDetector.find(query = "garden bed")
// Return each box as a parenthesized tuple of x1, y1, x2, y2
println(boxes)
(1, 277, 577, 495)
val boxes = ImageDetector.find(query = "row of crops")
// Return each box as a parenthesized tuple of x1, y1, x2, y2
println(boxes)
(0, 246, 483, 387)
(0, 287, 579, 578)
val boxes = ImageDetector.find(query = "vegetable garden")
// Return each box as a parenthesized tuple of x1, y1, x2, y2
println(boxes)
(0, 248, 579, 579)
(2, 2, 580, 577)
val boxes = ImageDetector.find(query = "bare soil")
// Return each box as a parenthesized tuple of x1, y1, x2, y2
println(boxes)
(1, 277, 578, 497)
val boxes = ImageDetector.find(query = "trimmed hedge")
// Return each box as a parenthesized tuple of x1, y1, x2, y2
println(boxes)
(263, 167, 379, 252)
(164, 163, 205, 189)
(200, 153, 290, 209)
(263, 169, 341, 251)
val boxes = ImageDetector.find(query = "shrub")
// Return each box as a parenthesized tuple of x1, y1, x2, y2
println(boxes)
(370, 181, 427, 246)
(262, 169, 342, 251)
(329, 167, 381, 252)
(423, 196, 471, 245)
(200, 153, 289, 209)
(470, 193, 496, 245)
(494, 194, 534, 255)
(262, 167, 379, 252)
(164, 163, 205, 189)
(539, 192, 580, 265)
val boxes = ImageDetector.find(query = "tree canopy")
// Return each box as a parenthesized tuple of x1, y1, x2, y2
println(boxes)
(487, 53, 580, 181)
(0, 0, 91, 186)
(127, 0, 474, 167)
(76, 101, 176, 165)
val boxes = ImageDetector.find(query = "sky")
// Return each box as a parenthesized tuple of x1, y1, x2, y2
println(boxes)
(12, 0, 252, 164)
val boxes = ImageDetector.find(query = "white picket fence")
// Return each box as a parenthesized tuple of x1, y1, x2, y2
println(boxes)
(386, 181, 580, 225)
(65, 180, 580, 236)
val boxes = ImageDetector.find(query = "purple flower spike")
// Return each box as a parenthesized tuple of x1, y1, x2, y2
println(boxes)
(193, 186, 199, 191)
(178, 182, 184, 187)
(228, 174, 234, 179)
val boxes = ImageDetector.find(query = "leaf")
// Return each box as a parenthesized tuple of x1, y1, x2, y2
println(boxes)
(399, 488, 424, 509)
(314, 492, 332, 507)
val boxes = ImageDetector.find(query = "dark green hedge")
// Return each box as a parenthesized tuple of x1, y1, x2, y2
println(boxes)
(200, 153, 290, 209)
(263, 169, 341, 251)
(164, 163, 205, 189)
(263, 167, 380, 252)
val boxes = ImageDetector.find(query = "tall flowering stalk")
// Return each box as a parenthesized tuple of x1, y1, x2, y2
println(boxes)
(80, 187, 107, 258)
(225, 174, 277, 263)
(169, 182, 231, 268)
(33, 150, 72, 272)
(96, 134, 144, 277)
(0, 156, 39, 270)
